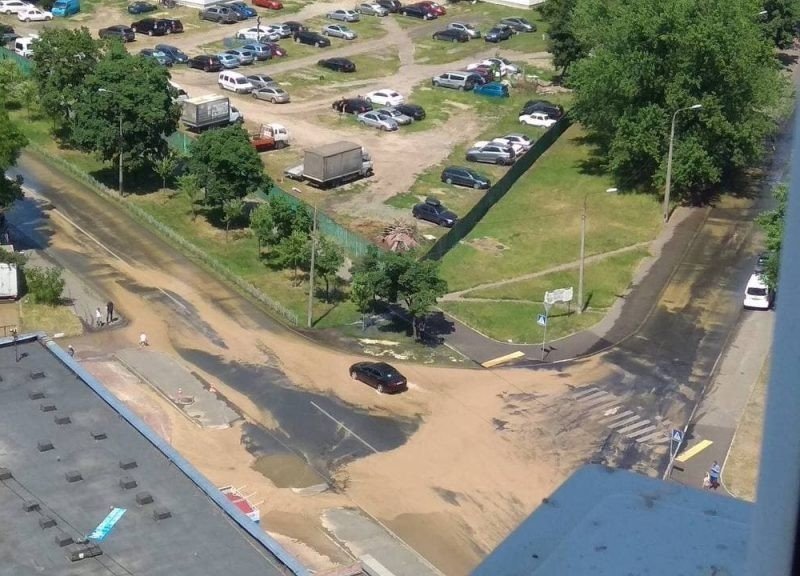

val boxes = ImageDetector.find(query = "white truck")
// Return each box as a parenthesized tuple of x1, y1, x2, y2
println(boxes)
(285, 141, 373, 188)
(180, 94, 243, 131)
(0, 244, 19, 300)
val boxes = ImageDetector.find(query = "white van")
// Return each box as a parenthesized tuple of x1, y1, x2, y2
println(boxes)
(743, 273, 773, 310)
(218, 71, 254, 94)
(14, 34, 39, 58)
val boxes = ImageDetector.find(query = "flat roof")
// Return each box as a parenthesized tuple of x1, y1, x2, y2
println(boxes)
(0, 336, 298, 576)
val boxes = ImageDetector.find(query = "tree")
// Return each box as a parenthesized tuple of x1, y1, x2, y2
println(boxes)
(222, 198, 245, 241)
(569, 0, 785, 202)
(761, 0, 800, 49)
(188, 125, 267, 213)
(539, 0, 587, 77)
(249, 203, 276, 253)
(398, 259, 448, 339)
(272, 229, 309, 284)
(177, 173, 203, 220)
(24, 266, 65, 305)
(757, 183, 788, 289)
(31, 27, 101, 138)
(350, 272, 376, 330)
(70, 44, 180, 176)
(0, 61, 25, 109)
(314, 236, 344, 301)
(152, 150, 180, 190)
(0, 110, 27, 211)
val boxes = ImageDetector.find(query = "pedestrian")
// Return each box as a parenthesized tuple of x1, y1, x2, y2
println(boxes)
(708, 461, 721, 490)
(139, 332, 148, 347)
(95, 307, 104, 327)
(106, 301, 114, 324)
(68, 345, 75, 358)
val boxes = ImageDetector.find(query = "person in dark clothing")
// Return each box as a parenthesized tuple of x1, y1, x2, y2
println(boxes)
(106, 301, 115, 324)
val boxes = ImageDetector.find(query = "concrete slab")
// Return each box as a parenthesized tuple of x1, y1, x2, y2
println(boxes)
(116, 348, 240, 429)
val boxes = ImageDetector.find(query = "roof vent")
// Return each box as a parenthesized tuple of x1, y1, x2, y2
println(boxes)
(54, 534, 74, 547)
(30, 371, 46, 380)
(28, 391, 45, 400)
(0, 468, 12, 481)
(22, 501, 40, 512)
(65, 470, 82, 483)
(37, 440, 54, 452)
(68, 545, 103, 562)
(54, 415, 71, 425)
(153, 507, 171, 521)
(39, 516, 57, 529)
(119, 476, 137, 490)
(40, 403, 56, 412)
(119, 459, 137, 470)
(135, 492, 153, 505)
(90, 431, 107, 441)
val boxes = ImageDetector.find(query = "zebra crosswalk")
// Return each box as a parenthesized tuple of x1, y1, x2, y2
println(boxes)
(569, 387, 670, 445)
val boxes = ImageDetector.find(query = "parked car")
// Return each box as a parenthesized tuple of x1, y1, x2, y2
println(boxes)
(473, 138, 525, 156)
(481, 57, 519, 75)
(252, 0, 282, 9)
(332, 97, 372, 114)
(159, 18, 184, 33)
(260, 41, 286, 56)
(413, 197, 457, 227)
(376, 107, 412, 125)
(241, 43, 273, 60)
(484, 24, 513, 42)
(432, 28, 469, 42)
(293, 29, 330, 47)
(743, 273, 773, 310)
(365, 89, 404, 106)
(395, 102, 425, 121)
(226, 1, 256, 18)
(99, 25, 135, 42)
(356, 2, 388, 16)
(466, 143, 515, 165)
(327, 8, 359, 21)
(127, 1, 156, 14)
(499, 16, 536, 32)
(432, 71, 477, 91)
(0, 1, 32, 15)
(323, 24, 357, 39)
(200, 6, 239, 23)
(225, 48, 255, 65)
(0, 24, 18, 44)
(187, 54, 223, 72)
(266, 23, 292, 37)
(448, 21, 480, 38)
(349, 362, 408, 394)
(139, 48, 171, 66)
(375, 0, 401, 12)
(474, 82, 509, 98)
(462, 65, 493, 82)
(398, 3, 436, 19)
(519, 111, 556, 127)
(131, 18, 169, 35)
(283, 20, 305, 33)
(156, 43, 188, 63)
(17, 7, 51, 20)
(440, 166, 490, 189)
(252, 85, 290, 103)
(520, 99, 564, 119)
(246, 73, 278, 88)
(499, 133, 533, 151)
(216, 52, 240, 68)
(417, 1, 445, 15)
(219, 70, 254, 92)
(318, 57, 356, 72)
(358, 111, 398, 131)
(236, 26, 279, 40)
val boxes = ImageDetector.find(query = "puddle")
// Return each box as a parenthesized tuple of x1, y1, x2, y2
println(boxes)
(251, 453, 324, 489)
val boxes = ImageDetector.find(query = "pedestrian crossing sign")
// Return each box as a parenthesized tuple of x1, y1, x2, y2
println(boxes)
(536, 314, 547, 327)
(672, 429, 683, 443)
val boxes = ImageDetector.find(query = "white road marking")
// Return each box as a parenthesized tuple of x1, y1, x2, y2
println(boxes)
(580, 395, 618, 409)
(309, 400, 378, 454)
(599, 410, 633, 424)
(627, 424, 657, 439)
(571, 387, 600, 399)
(616, 420, 652, 435)
(575, 389, 608, 403)
(51, 207, 127, 264)
(603, 405, 621, 417)
(636, 430, 670, 444)
(608, 415, 641, 429)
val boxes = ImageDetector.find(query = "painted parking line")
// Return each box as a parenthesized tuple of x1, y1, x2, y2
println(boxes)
(675, 439, 713, 463)
(481, 351, 524, 368)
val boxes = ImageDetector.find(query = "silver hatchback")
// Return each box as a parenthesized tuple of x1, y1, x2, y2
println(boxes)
(357, 111, 398, 131)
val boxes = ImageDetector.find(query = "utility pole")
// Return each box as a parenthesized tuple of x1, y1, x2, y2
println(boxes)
(577, 196, 587, 314)
(118, 111, 124, 196)
(663, 104, 702, 222)
(306, 205, 317, 328)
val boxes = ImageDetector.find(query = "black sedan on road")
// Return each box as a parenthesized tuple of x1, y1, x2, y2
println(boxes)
(318, 57, 356, 72)
(99, 25, 136, 42)
(349, 362, 408, 394)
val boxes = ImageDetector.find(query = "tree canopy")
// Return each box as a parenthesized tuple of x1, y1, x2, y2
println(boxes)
(757, 183, 788, 288)
(539, 0, 587, 77)
(568, 0, 786, 202)
(0, 110, 27, 211)
(761, 0, 800, 48)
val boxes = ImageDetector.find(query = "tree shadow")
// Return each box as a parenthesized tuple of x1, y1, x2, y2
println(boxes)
(776, 51, 798, 68)
(570, 133, 611, 177)
(417, 310, 455, 347)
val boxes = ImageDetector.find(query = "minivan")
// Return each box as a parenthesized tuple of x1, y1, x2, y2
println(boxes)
(743, 273, 773, 310)
(218, 70, 254, 93)
(51, 0, 79, 16)
(431, 71, 476, 90)
(14, 34, 38, 57)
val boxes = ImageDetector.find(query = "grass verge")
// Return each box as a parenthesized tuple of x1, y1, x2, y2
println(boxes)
(19, 298, 83, 337)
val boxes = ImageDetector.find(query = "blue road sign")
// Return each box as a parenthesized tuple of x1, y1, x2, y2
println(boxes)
(537, 313, 547, 327)
(672, 429, 683, 444)
(89, 507, 126, 542)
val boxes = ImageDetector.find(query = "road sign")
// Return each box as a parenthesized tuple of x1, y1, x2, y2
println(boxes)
(669, 428, 684, 462)
(537, 313, 547, 327)
(544, 287, 574, 305)
(672, 429, 683, 443)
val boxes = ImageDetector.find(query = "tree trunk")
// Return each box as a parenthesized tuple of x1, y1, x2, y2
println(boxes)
(225, 220, 230, 242)
(324, 276, 330, 302)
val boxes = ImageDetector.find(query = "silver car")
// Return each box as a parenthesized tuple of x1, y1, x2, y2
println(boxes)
(465, 143, 515, 165)
(225, 48, 254, 65)
(327, 8, 359, 21)
(247, 74, 279, 89)
(252, 86, 290, 103)
(323, 24, 357, 39)
(376, 107, 412, 125)
(447, 21, 481, 38)
(356, 2, 388, 16)
(357, 111, 398, 131)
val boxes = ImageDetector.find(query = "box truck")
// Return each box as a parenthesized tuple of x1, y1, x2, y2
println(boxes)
(284, 141, 373, 187)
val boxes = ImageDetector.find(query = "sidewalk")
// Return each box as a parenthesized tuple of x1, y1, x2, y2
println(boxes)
(436, 206, 709, 366)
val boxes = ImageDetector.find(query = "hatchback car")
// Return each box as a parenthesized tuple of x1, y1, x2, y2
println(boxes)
(127, 1, 156, 14)
(155, 44, 188, 63)
(17, 7, 50, 20)
(474, 82, 509, 98)
(327, 8, 359, 21)
(743, 273, 773, 310)
(332, 97, 372, 114)
(252, 86, 290, 103)
(188, 54, 223, 72)
(216, 52, 240, 68)
(356, 2, 388, 16)
(323, 24, 357, 39)
(294, 29, 330, 47)
(365, 89, 403, 106)
(241, 43, 273, 60)
(484, 24, 513, 42)
(440, 166, 490, 189)
(413, 197, 457, 227)
(520, 99, 564, 119)
(358, 111, 398, 131)
(377, 107, 412, 125)
(349, 362, 407, 394)
(225, 48, 255, 65)
(395, 102, 425, 121)
(318, 57, 356, 72)
(99, 25, 135, 42)
(246, 73, 278, 89)
(266, 23, 292, 37)
(252, 0, 282, 9)
(139, 48, 171, 66)
(131, 18, 169, 36)
(260, 41, 286, 56)
(448, 21, 480, 38)
(499, 16, 536, 32)
(432, 28, 469, 42)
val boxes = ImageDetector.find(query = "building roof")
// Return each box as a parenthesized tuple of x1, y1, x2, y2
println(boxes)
(0, 335, 300, 576)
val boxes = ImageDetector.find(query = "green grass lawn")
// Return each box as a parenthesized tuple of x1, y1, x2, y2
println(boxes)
(19, 299, 84, 338)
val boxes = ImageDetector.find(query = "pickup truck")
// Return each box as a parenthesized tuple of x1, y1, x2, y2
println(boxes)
(249, 123, 289, 152)
(285, 141, 373, 187)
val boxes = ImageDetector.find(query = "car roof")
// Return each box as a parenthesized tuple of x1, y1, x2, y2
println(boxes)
(747, 273, 768, 288)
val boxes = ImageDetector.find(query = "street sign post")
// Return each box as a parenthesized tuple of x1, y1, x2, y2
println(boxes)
(536, 314, 547, 327)
(670, 428, 683, 461)
(540, 300, 552, 361)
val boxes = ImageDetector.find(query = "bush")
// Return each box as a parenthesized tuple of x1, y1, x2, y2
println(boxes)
(24, 266, 65, 305)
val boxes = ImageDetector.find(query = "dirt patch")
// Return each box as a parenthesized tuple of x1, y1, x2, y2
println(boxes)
(252, 453, 326, 489)
(466, 237, 509, 255)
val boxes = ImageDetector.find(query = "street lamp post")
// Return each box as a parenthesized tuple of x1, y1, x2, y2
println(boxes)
(577, 188, 617, 314)
(663, 104, 702, 223)
(98, 88, 124, 196)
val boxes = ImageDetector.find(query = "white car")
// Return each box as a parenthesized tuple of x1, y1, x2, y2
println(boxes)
(501, 133, 533, 150)
(17, 6, 51, 20)
(365, 89, 404, 107)
(0, 0, 32, 14)
(236, 26, 280, 41)
(266, 23, 292, 38)
(448, 22, 480, 38)
(467, 57, 519, 77)
(743, 273, 773, 310)
(519, 112, 556, 128)
(473, 139, 526, 156)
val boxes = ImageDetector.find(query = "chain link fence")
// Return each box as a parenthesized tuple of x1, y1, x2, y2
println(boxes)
(0, 46, 33, 76)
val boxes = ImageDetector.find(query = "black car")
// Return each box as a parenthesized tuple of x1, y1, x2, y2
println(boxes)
(131, 18, 169, 36)
(412, 197, 457, 227)
(432, 28, 469, 42)
(440, 166, 491, 189)
(283, 21, 306, 33)
(398, 4, 436, 19)
(332, 97, 372, 114)
(187, 54, 223, 72)
(484, 24, 513, 43)
(99, 25, 136, 42)
(499, 16, 536, 32)
(349, 362, 408, 394)
(395, 103, 425, 121)
(293, 30, 330, 47)
(520, 100, 564, 119)
(318, 57, 356, 72)
(127, 1, 157, 14)
(376, 0, 401, 12)
(159, 18, 184, 33)
(0, 24, 17, 45)
(155, 43, 188, 63)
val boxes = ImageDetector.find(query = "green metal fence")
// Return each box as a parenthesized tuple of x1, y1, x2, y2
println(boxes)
(0, 46, 33, 76)
(424, 115, 573, 261)
(165, 131, 194, 154)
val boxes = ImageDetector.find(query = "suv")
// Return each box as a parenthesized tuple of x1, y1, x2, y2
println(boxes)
(466, 143, 515, 165)
(98, 25, 135, 42)
(432, 71, 476, 90)
(131, 18, 169, 36)
(332, 97, 372, 114)
(412, 198, 457, 227)
(440, 166, 490, 189)
(293, 29, 330, 47)
(199, 6, 239, 23)
(188, 54, 223, 72)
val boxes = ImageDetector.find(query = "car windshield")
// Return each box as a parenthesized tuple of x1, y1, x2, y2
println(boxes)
(747, 287, 767, 296)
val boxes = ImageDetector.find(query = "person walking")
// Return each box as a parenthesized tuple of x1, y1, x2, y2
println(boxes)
(68, 345, 75, 358)
(95, 307, 104, 327)
(708, 461, 721, 490)
(106, 301, 114, 324)
(139, 332, 148, 347)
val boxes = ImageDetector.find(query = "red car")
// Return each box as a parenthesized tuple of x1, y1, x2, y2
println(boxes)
(417, 1, 445, 15)
(252, 0, 282, 9)
(262, 41, 286, 57)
